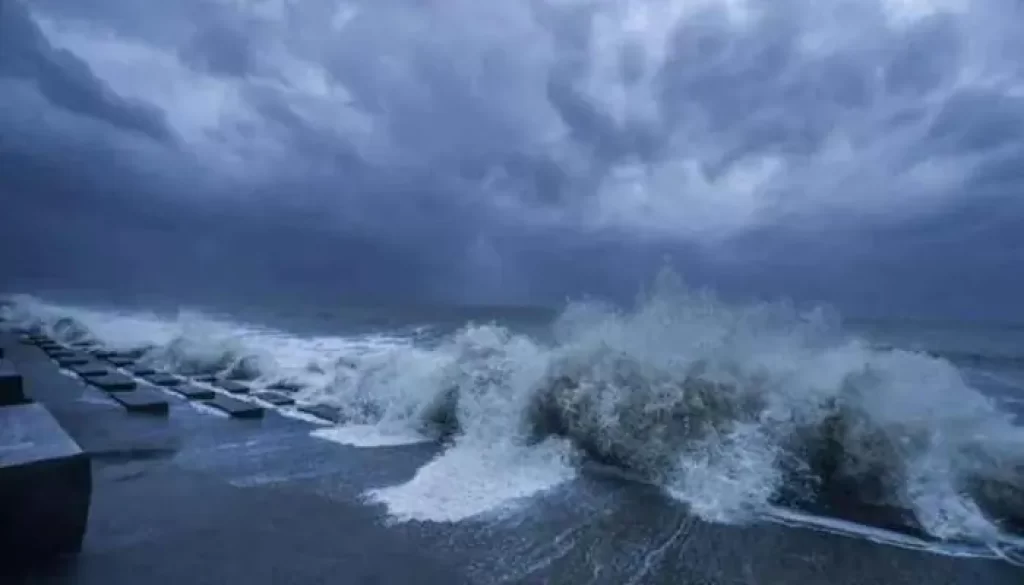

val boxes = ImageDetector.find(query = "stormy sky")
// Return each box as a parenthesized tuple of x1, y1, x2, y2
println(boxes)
(2, 0, 1024, 320)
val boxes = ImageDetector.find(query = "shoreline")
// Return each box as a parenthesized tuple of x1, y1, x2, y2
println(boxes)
(1, 331, 1021, 584)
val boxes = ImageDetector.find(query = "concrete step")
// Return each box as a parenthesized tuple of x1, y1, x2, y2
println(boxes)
(106, 356, 136, 367)
(205, 395, 264, 419)
(54, 354, 92, 368)
(107, 388, 169, 415)
(86, 373, 137, 392)
(44, 348, 76, 360)
(0, 402, 91, 565)
(125, 365, 157, 376)
(266, 381, 304, 393)
(140, 373, 181, 387)
(92, 349, 142, 361)
(255, 391, 295, 406)
(67, 363, 114, 378)
(0, 359, 26, 406)
(172, 384, 216, 400)
(19, 335, 52, 346)
(214, 380, 250, 394)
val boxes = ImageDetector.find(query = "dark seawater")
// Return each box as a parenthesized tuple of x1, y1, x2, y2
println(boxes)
(849, 319, 1024, 423)
(3, 286, 1024, 581)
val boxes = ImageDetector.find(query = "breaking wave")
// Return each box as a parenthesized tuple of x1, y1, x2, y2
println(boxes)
(2, 271, 1022, 544)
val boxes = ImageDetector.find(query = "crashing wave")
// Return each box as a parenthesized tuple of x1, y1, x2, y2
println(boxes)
(3, 272, 1023, 541)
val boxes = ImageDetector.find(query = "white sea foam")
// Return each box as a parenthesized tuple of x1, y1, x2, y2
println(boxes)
(312, 424, 430, 448)
(366, 439, 576, 523)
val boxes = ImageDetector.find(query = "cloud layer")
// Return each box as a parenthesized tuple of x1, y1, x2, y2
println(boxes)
(3, 0, 1024, 318)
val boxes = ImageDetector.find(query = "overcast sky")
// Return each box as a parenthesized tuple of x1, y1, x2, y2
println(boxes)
(2, 0, 1023, 320)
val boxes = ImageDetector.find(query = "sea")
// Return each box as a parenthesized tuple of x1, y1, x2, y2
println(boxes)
(2, 274, 1023, 581)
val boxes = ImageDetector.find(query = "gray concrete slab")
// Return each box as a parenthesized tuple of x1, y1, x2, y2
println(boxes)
(67, 364, 114, 378)
(0, 403, 91, 568)
(214, 380, 249, 394)
(254, 391, 294, 406)
(139, 373, 180, 387)
(107, 389, 169, 416)
(205, 395, 264, 419)
(266, 381, 303, 393)
(105, 357, 135, 368)
(124, 365, 156, 376)
(171, 385, 215, 400)
(55, 355, 92, 368)
(86, 374, 136, 393)
(0, 359, 26, 406)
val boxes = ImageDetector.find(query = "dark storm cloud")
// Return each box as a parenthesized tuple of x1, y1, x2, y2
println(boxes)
(3, 0, 1024, 319)
(180, 23, 254, 78)
(0, 2, 171, 141)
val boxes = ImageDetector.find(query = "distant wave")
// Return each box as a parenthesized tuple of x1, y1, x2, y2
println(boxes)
(3, 271, 1023, 545)
(870, 345, 1024, 370)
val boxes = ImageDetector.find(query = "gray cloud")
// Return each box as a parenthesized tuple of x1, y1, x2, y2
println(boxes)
(3, 0, 1024, 319)
(0, 2, 171, 141)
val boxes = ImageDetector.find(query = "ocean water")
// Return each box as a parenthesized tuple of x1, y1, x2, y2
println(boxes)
(3, 272, 1023, 570)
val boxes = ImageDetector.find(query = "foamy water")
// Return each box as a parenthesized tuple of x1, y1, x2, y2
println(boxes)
(3, 274, 1023, 544)
(312, 424, 431, 448)
(367, 439, 577, 523)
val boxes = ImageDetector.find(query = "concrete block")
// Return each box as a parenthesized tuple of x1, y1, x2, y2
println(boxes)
(55, 354, 92, 367)
(214, 380, 250, 394)
(267, 381, 304, 393)
(20, 335, 52, 346)
(172, 385, 215, 400)
(107, 356, 136, 367)
(255, 391, 295, 406)
(0, 360, 26, 406)
(87, 373, 137, 392)
(0, 403, 91, 564)
(205, 395, 264, 419)
(45, 348, 75, 359)
(140, 373, 181, 387)
(67, 363, 113, 378)
(93, 349, 142, 360)
(107, 388, 169, 415)
(125, 365, 157, 376)
(298, 403, 342, 423)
